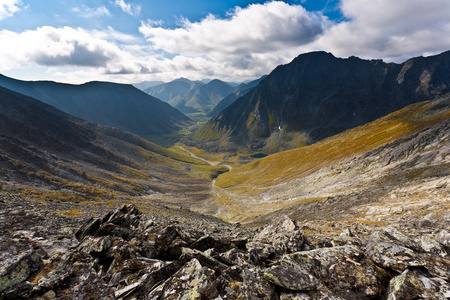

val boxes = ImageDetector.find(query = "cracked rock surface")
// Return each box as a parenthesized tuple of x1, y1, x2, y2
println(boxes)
(1, 204, 449, 299)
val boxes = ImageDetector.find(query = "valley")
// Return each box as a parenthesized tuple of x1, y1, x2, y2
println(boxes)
(0, 50, 449, 299)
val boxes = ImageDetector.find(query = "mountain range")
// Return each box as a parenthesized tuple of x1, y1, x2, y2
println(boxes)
(191, 50, 450, 153)
(146, 78, 244, 118)
(0, 74, 191, 144)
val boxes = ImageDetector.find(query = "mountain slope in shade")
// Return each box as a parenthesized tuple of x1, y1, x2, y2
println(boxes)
(0, 86, 226, 209)
(192, 50, 450, 153)
(199, 94, 450, 223)
(0, 74, 192, 141)
(208, 75, 267, 117)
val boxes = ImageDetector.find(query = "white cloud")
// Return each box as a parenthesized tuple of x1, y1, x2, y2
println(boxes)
(1, 0, 450, 84)
(138, 1, 327, 81)
(0, 0, 23, 20)
(72, 5, 111, 18)
(140, 1, 326, 56)
(307, 0, 450, 61)
(0, 26, 128, 70)
(115, 0, 140, 16)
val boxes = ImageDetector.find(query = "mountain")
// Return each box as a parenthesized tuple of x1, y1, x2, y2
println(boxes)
(169, 79, 235, 114)
(132, 80, 165, 91)
(192, 50, 450, 153)
(200, 94, 450, 223)
(0, 74, 191, 143)
(146, 78, 236, 117)
(0, 86, 226, 207)
(145, 78, 204, 103)
(208, 75, 267, 117)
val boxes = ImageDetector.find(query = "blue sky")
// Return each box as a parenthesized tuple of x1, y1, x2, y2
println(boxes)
(0, 0, 449, 84)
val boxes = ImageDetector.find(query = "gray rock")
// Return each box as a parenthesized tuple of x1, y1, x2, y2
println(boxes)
(436, 230, 450, 249)
(263, 260, 319, 291)
(0, 250, 43, 293)
(147, 258, 216, 299)
(367, 241, 426, 271)
(420, 234, 447, 256)
(252, 215, 306, 258)
(284, 245, 386, 298)
(387, 269, 450, 300)
(239, 267, 277, 300)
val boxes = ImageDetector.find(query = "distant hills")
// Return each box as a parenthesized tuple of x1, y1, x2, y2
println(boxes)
(0, 74, 191, 144)
(146, 78, 250, 117)
(191, 50, 450, 153)
(132, 80, 165, 91)
(0, 86, 224, 203)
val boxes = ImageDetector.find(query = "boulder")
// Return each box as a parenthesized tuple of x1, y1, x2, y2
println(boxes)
(284, 245, 386, 298)
(251, 215, 306, 258)
(239, 267, 278, 299)
(436, 230, 450, 249)
(366, 241, 426, 271)
(420, 234, 447, 256)
(146, 258, 216, 299)
(0, 250, 43, 293)
(387, 269, 450, 300)
(263, 261, 319, 291)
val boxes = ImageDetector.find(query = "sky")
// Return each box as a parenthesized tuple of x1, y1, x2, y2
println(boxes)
(0, 0, 449, 84)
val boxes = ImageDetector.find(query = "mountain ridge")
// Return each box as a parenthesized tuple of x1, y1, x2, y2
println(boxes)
(191, 50, 450, 153)
(0, 74, 191, 144)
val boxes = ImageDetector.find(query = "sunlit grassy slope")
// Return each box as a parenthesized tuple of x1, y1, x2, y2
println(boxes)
(216, 95, 450, 189)
(207, 95, 450, 222)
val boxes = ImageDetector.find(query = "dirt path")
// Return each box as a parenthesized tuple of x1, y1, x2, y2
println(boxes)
(176, 146, 232, 171)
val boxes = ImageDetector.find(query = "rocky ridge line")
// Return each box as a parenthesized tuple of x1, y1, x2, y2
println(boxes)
(1, 204, 449, 299)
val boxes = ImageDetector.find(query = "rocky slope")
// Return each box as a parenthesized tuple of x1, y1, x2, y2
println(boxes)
(1, 204, 449, 299)
(192, 50, 450, 153)
(0, 74, 191, 143)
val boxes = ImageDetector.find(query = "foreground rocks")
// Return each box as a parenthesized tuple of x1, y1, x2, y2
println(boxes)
(1, 204, 449, 299)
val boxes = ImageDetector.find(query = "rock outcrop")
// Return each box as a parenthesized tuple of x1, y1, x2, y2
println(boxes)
(1, 205, 449, 299)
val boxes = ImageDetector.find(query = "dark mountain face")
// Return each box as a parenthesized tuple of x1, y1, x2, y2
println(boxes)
(208, 75, 267, 117)
(0, 75, 191, 141)
(192, 50, 450, 152)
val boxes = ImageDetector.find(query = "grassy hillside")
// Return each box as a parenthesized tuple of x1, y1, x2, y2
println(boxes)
(204, 94, 450, 222)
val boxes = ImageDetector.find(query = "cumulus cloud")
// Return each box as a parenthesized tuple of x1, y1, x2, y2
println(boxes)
(115, 0, 140, 16)
(72, 5, 111, 18)
(137, 1, 328, 80)
(309, 0, 450, 61)
(0, 0, 23, 20)
(2, 0, 450, 84)
(140, 1, 326, 56)
(0, 26, 124, 69)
